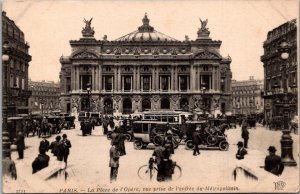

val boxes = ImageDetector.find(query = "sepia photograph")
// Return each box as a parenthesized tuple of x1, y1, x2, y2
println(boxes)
(1, 0, 299, 193)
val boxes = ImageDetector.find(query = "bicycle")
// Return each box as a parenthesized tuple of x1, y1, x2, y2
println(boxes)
(137, 157, 182, 181)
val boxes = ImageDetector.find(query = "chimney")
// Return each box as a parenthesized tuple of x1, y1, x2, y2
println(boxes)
(249, 76, 254, 80)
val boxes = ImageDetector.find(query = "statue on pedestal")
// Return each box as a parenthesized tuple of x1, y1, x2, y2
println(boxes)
(82, 18, 95, 38)
(197, 18, 210, 39)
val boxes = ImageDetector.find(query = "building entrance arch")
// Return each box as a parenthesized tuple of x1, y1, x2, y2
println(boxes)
(123, 98, 132, 114)
(142, 98, 151, 111)
(161, 98, 170, 109)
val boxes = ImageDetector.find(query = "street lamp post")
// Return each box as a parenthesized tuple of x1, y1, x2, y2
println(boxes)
(200, 82, 207, 119)
(277, 41, 297, 166)
(86, 83, 91, 115)
(2, 41, 11, 158)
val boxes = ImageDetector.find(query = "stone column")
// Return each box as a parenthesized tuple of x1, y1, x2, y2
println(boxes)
(137, 66, 140, 91)
(133, 66, 136, 91)
(212, 66, 215, 91)
(114, 66, 117, 91)
(190, 64, 194, 91)
(152, 66, 155, 91)
(171, 66, 174, 91)
(99, 65, 102, 91)
(76, 66, 80, 91)
(174, 66, 178, 91)
(71, 65, 75, 91)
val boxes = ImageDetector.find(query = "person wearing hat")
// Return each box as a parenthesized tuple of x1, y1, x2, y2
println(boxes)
(49, 135, 62, 160)
(236, 141, 247, 160)
(60, 134, 72, 168)
(264, 146, 284, 176)
(109, 142, 120, 183)
(152, 142, 166, 182)
(39, 134, 50, 154)
(15, 131, 25, 160)
(241, 119, 249, 148)
(192, 127, 201, 156)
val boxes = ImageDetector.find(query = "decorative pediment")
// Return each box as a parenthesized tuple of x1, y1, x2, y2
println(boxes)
(194, 50, 221, 60)
(72, 51, 98, 59)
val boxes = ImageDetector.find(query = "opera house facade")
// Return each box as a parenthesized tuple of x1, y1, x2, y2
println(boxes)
(59, 14, 232, 115)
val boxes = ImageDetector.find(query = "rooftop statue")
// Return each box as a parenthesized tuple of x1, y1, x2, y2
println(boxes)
(82, 17, 95, 38)
(197, 18, 210, 39)
(83, 18, 93, 29)
(200, 18, 209, 32)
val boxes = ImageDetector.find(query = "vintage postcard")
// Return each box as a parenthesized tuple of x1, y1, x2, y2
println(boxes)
(1, 0, 299, 193)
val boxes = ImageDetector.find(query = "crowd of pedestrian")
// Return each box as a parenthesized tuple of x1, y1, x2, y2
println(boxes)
(32, 134, 72, 174)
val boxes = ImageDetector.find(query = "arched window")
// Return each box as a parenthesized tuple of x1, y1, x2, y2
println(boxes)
(161, 98, 170, 109)
(142, 98, 151, 111)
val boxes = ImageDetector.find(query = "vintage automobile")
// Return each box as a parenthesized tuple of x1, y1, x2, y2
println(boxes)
(90, 112, 102, 126)
(132, 120, 179, 150)
(106, 118, 134, 141)
(63, 116, 76, 129)
(7, 116, 24, 143)
(78, 111, 88, 122)
(184, 120, 229, 151)
(47, 116, 62, 134)
(247, 115, 257, 128)
(225, 115, 237, 128)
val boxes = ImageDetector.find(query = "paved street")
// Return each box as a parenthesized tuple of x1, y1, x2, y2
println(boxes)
(3, 122, 299, 193)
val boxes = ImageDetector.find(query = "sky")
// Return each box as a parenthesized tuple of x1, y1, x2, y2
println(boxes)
(3, 0, 298, 82)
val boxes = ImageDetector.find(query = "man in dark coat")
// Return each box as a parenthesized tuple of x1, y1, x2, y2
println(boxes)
(61, 134, 72, 168)
(236, 141, 247, 160)
(264, 146, 284, 176)
(32, 149, 50, 174)
(241, 119, 249, 148)
(109, 143, 120, 183)
(192, 127, 201, 156)
(102, 119, 108, 135)
(15, 131, 25, 159)
(39, 135, 50, 153)
(49, 135, 61, 160)
(80, 120, 86, 136)
(152, 143, 166, 182)
(118, 130, 126, 156)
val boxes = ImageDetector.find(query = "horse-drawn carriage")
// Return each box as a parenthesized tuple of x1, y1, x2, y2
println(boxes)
(185, 120, 229, 151)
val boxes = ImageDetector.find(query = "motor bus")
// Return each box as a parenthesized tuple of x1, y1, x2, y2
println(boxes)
(142, 110, 192, 125)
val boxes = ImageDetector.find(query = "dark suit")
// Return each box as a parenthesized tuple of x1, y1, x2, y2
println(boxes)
(241, 128, 249, 148)
(39, 139, 50, 153)
(32, 153, 50, 174)
(264, 154, 284, 176)
(153, 146, 165, 182)
(16, 132, 25, 159)
(61, 139, 72, 163)
(192, 131, 201, 155)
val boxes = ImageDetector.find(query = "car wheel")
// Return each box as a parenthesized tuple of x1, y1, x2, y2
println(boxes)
(185, 140, 194, 150)
(207, 135, 218, 145)
(125, 134, 132, 142)
(134, 140, 144, 150)
(153, 135, 164, 146)
(219, 140, 229, 151)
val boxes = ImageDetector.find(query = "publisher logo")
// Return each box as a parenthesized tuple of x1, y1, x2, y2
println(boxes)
(274, 181, 286, 190)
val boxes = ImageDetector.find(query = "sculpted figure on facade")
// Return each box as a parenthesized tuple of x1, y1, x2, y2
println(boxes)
(82, 18, 95, 37)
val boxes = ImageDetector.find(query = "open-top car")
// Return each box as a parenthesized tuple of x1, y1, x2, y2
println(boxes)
(185, 120, 229, 151)
(132, 120, 179, 150)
